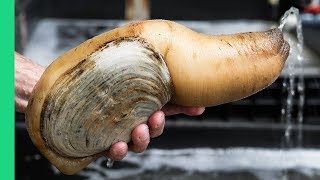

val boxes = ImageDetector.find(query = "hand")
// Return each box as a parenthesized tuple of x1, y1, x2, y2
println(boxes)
(106, 104, 205, 160)
(14, 51, 205, 161)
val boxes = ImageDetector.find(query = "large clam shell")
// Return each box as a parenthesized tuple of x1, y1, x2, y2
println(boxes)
(26, 37, 173, 174)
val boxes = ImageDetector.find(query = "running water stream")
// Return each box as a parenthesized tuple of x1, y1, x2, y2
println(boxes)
(279, 7, 305, 149)
(279, 6, 305, 180)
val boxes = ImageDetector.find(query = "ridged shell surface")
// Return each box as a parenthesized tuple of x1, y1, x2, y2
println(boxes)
(40, 38, 173, 157)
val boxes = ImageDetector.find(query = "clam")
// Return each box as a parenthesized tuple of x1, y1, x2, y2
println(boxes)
(25, 20, 289, 175)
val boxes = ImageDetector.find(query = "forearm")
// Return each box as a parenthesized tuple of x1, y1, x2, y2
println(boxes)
(15, 52, 45, 113)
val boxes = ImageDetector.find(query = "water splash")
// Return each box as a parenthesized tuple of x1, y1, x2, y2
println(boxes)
(279, 7, 305, 148)
(106, 158, 114, 168)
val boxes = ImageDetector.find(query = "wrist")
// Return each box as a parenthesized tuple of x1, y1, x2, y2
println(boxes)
(15, 52, 45, 113)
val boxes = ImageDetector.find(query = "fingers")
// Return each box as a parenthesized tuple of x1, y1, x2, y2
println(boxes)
(185, 106, 205, 116)
(129, 124, 150, 153)
(105, 111, 164, 160)
(161, 104, 205, 116)
(147, 111, 165, 138)
(105, 104, 205, 160)
(106, 141, 128, 161)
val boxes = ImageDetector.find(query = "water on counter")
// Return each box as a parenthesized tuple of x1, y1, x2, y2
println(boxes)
(50, 148, 320, 180)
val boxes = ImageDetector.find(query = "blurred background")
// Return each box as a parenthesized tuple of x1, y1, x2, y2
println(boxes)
(15, 0, 320, 179)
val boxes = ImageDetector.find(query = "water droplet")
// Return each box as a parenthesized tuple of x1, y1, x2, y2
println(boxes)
(106, 158, 114, 168)
(285, 127, 291, 138)
(34, 154, 41, 160)
(282, 81, 287, 87)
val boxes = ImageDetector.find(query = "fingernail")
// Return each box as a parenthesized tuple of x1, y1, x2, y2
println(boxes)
(114, 148, 123, 155)
(197, 107, 205, 114)
(139, 126, 149, 142)
(113, 147, 126, 158)
(160, 111, 165, 119)
(154, 113, 164, 129)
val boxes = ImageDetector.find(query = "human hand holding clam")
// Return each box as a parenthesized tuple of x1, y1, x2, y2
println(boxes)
(24, 20, 289, 175)
(105, 105, 205, 161)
